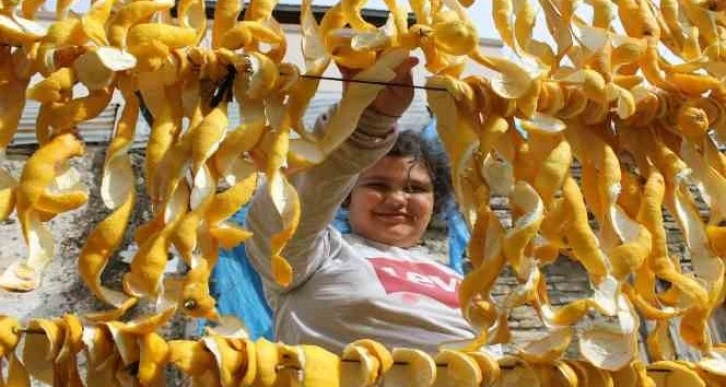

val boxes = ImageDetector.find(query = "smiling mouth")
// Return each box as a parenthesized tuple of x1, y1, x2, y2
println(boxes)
(373, 213, 409, 223)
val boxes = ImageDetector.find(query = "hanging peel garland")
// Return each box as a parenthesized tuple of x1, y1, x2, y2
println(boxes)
(0, 0, 725, 384)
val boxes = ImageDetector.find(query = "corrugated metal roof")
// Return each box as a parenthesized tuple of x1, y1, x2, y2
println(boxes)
(13, 102, 121, 146)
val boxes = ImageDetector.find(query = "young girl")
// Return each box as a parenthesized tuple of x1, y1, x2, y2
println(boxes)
(245, 57, 476, 353)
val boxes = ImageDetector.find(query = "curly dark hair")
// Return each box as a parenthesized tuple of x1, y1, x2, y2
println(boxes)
(384, 130, 453, 218)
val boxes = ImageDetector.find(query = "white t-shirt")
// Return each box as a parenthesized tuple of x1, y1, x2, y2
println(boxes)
(245, 107, 476, 353)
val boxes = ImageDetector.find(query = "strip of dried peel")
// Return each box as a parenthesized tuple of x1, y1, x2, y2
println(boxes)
(532, 360, 577, 387)
(213, 96, 265, 181)
(188, 107, 229, 207)
(328, 33, 378, 70)
(0, 317, 18, 354)
(537, 197, 567, 258)
(350, 339, 393, 376)
(501, 257, 540, 319)
(209, 0, 242, 48)
(535, 184, 618, 322)
(647, 144, 715, 308)
(698, 348, 726, 377)
(78, 84, 138, 316)
(232, 338, 258, 385)
(306, 48, 407, 157)
(433, 349, 482, 387)
(589, 136, 622, 251)
(562, 359, 590, 387)
(287, 345, 341, 387)
(0, 134, 84, 292)
(517, 327, 573, 364)
(26, 67, 75, 104)
(426, 76, 480, 227)
(108, 0, 175, 48)
(341, 341, 390, 385)
(521, 115, 571, 206)
(123, 183, 189, 298)
(144, 85, 183, 203)
(480, 153, 515, 199)
(462, 351, 500, 386)
(623, 281, 680, 320)
(201, 336, 249, 387)
(512, 0, 535, 57)
(47, 87, 114, 134)
(52, 315, 84, 386)
(646, 319, 677, 362)
(252, 125, 299, 286)
(36, 19, 88, 70)
(174, 0, 206, 43)
(21, 318, 63, 385)
(669, 183, 724, 352)
(34, 165, 88, 217)
(126, 24, 196, 71)
(0, 162, 16, 221)
(79, 323, 104, 379)
(647, 361, 706, 387)
(607, 201, 652, 281)
(0, 13, 47, 46)
(180, 236, 222, 321)
(92, 319, 161, 380)
(204, 315, 249, 339)
(430, 18, 478, 57)
(221, 21, 283, 51)
(679, 139, 726, 225)
(73, 47, 136, 91)
(469, 51, 538, 100)
(249, 338, 279, 387)
(610, 361, 655, 387)
(76, 0, 116, 46)
(459, 189, 505, 341)
(2, 350, 30, 386)
(342, 345, 380, 387)
(244, 0, 278, 23)
(503, 181, 543, 278)
(579, 295, 639, 371)
(205, 162, 257, 248)
(386, 348, 436, 387)
(286, 0, 330, 138)
(570, 359, 614, 387)
(0, 316, 22, 386)
(495, 355, 540, 387)
(136, 332, 169, 386)
(168, 339, 220, 385)
(0, 49, 29, 156)
(341, 0, 377, 32)
(632, 171, 695, 320)
(348, 22, 393, 52)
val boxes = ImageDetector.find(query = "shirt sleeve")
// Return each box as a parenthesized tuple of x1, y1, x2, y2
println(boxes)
(245, 106, 399, 293)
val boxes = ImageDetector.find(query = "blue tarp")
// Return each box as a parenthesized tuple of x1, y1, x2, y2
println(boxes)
(209, 118, 471, 339)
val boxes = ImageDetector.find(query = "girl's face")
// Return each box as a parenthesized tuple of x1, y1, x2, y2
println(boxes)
(348, 156, 434, 248)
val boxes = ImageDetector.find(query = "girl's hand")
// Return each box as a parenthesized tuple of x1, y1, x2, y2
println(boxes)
(338, 56, 420, 118)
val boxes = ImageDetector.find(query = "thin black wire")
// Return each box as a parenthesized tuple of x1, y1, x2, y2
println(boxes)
(136, 70, 448, 125)
(301, 74, 448, 91)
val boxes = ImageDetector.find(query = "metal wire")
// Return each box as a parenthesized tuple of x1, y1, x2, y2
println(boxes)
(300, 74, 448, 91)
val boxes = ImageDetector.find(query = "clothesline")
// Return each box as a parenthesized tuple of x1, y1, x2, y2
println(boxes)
(300, 74, 449, 91)
(10, 326, 674, 374)
(138, 72, 447, 126)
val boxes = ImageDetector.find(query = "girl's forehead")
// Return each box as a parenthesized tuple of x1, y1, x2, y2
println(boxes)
(360, 156, 432, 183)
